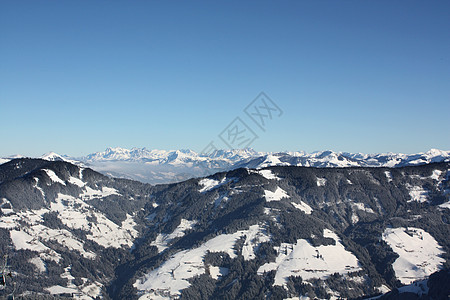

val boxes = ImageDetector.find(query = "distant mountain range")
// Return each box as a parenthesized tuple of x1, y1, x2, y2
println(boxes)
(1, 148, 449, 184)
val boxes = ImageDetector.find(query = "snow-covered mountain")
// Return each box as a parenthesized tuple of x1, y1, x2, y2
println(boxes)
(81, 147, 450, 168)
(79, 147, 450, 184)
(0, 158, 449, 299)
(0, 152, 82, 167)
(2, 148, 449, 185)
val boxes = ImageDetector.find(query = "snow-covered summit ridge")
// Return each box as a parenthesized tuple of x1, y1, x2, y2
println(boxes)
(2, 148, 449, 184)
(79, 147, 450, 167)
(3, 148, 448, 168)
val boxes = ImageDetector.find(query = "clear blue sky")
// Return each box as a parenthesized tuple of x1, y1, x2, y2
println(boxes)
(1, 1, 449, 157)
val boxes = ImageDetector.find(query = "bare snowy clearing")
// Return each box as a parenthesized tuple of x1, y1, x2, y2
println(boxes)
(291, 201, 313, 214)
(316, 177, 327, 186)
(265, 187, 290, 202)
(151, 219, 197, 252)
(382, 227, 445, 284)
(135, 225, 269, 298)
(257, 229, 361, 286)
(406, 184, 429, 203)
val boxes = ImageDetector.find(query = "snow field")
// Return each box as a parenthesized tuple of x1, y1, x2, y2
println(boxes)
(151, 219, 197, 252)
(256, 155, 289, 169)
(33, 177, 45, 198)
(51, 193, 137, 248)
(256, 169, 281, 180)
(439, 201, 450, 209)
(3, 208, 96, 260)
(316, 177, 327, 187)
(43, 169, 66, 185)
(384, 171, 393, 182)
(257, 229, 361, 286)
(29, 256, 46, 273)
(291, 201, 313, 214)
(198, 178, 221, 193)
(406, 184, 429, 203)
(209, 266, 229, 280)
(265, 187, 290, 202)
(80, 186, 121, 200)
(135, 225, 270, 298)
(352, 202, 375, 214)
(430, 169, 442, 180)
(382, 227, 445, 284)
(0, 197, 13, 215)
(46, 266, 103, 299)
(68, 176, 86, 187)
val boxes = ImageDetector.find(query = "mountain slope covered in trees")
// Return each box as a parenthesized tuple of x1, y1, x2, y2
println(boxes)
(0, 159, 449, 299)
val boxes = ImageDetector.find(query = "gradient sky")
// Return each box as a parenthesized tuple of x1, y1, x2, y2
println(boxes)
(1, 1, 449, 157)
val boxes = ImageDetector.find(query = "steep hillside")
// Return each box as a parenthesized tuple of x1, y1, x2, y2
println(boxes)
(0, 159, 449, 299)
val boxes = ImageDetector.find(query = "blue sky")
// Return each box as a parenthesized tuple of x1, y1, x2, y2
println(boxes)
(1, 1, 449, 157)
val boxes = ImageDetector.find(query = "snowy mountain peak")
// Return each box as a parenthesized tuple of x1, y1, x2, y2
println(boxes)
(2, 148, 450, 185)
(40, 152, 66, 161)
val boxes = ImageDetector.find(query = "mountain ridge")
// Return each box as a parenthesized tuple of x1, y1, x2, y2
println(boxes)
(1, 148, 449, 185)
(0, 158, 449, 299)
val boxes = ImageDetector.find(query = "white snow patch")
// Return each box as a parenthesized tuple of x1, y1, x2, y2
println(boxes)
(3, 208, 96, 259)
(33, 177, 45, 198)
(10, 229, 61, 261)
(1, 208, 13, 215)
(439, 200, 450, 209)
(257, 229, 361, 286)
(198, 178, 220, 193)
(80, 281, 103, 299)
(81, 186, 120, 200)
(54, 266, 104, 299)
(316, 177, 327, 186)
(385, 171, 393, 182)
(46, 285, 78, 295)
(351, 213, 359, 224)
(406, 185, 429, 203)
(382, 227, 445, 284)
(291, 201, 313, 214)
(0, 215, 18, 229)
(43, 169, 66, 185)
(29, 256, 46, 272)
(10, 229, 50, 252)
(135, 225, 268, 298)
(376, 284, 391, 294)
(265, 187, 290, 202)
(397, 279, 429, 296)
(0, 158, 10, 165)
(0, 198, 13, 215)
(430, 170, 442, 180)
(257, 154, 289, 168)
(151, 219, 197, 252)
(209, 266, 229, 280)
(51, 193, 138, 248)
(258, 169, 281, 180)
(198, 177, 232, 193)
(241, 224, 271, 260)
(68, 176, 86, 187)
(32, 224, 96, 259)
(352, 202, 375, 214)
